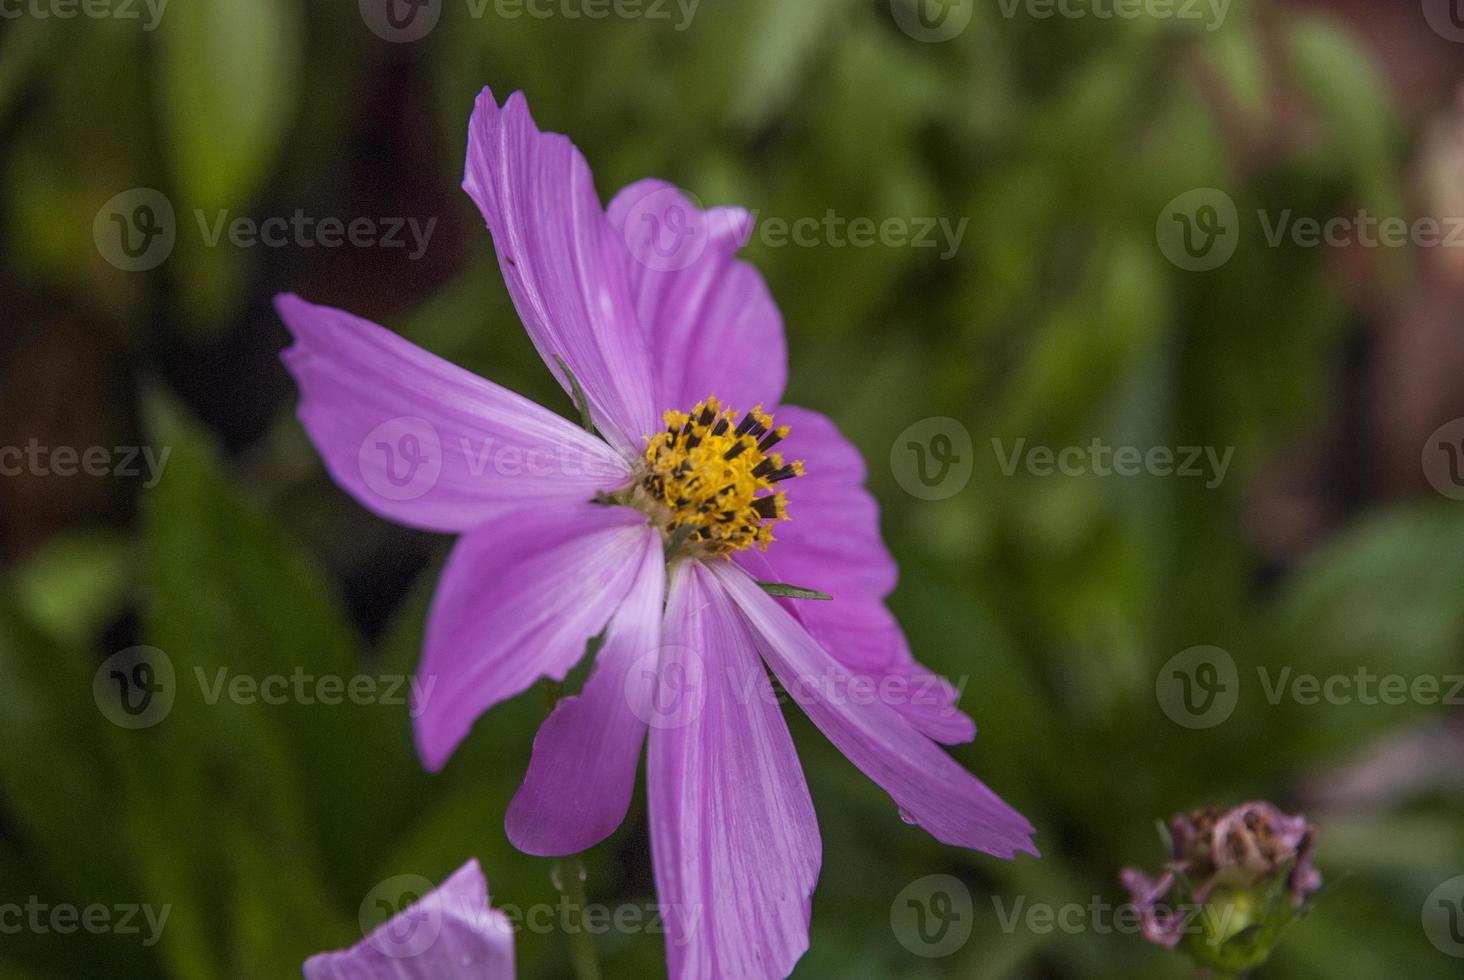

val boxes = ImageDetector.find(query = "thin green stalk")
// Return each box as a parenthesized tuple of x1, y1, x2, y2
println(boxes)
(554, 856, 603, 980)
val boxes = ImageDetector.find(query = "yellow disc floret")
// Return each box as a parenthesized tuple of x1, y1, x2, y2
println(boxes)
(638, 397, 803, 556)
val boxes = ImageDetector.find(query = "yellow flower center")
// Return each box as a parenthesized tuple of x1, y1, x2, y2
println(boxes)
(636, 397, 803, 557)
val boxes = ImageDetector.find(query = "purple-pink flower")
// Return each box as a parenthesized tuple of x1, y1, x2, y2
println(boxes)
(303, 860, 514, 979)
(278, 86, 1036, 979)
(1121, 801, 1322, 949)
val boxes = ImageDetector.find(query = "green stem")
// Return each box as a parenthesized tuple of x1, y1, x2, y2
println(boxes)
(554, 856, 603, 980)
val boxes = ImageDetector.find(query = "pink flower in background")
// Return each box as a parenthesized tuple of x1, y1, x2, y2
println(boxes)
(1122, 801, 1321, 949)
(278, 86, 1036, 979)
(303, 860, 514, 979)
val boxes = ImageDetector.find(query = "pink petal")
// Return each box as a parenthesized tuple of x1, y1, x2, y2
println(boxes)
(648, 562, 820, 980)
(303, 860, 515, 979)
(606, 180, 787, 412)
(504, 533, 665, 856)
(276, 294, 631, 534)
(463, 88, 658, 454)
(712, 562, 1038, 860)
(737, 406, 975, 743)
(414, 501, 656, 771)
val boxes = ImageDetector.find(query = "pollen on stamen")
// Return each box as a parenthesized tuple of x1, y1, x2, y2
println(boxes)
(637, 396, 802, 556)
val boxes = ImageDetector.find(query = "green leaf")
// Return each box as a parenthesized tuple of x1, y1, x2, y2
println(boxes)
(157, 0, 302, 210)
(1287, 14, 1399, 207)
(665, 524, 697, 560)
(9, 530, 131, 647)
(0, 599, 135, 902)
(137, 393, 426, 972)
(757, 582, 833, 601)
(554, 354, 598, 434)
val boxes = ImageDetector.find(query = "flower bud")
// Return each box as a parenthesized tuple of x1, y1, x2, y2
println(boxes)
(1121, 801, 1322, 976)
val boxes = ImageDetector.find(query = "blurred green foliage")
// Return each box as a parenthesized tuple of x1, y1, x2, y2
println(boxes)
(2, 0, 1462, 977)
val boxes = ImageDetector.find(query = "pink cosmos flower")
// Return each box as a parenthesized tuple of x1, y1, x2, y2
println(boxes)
(278, 86, 1036, 979)
(304, 860, 514, 979)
